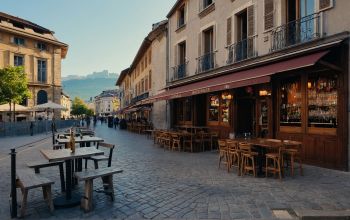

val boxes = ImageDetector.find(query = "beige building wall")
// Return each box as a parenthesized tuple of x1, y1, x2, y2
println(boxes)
(0, 17, 68, 119)
(168, 0, 350, 81)
(150, 30, 167, 129)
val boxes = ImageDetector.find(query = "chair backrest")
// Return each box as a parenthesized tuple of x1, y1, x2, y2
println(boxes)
(97, 142, 115, 167)
(218, 139, 227, 150)
(283, 140, 302, 151)
(239, 142, 253, 153)
(226, 140, 238, 152)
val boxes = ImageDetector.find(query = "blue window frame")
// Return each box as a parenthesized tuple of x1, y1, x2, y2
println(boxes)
(37, 59, 47, 83)
(14, 55, 24, 66)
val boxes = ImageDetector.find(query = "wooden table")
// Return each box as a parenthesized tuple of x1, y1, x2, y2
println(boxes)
(57, 136, 104, 147)
(40, 148, 104, 207)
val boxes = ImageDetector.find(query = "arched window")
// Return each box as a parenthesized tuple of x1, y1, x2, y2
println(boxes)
(37, 90, 48, 105)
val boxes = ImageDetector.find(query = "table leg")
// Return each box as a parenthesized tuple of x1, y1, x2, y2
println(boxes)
(66, 159, 72, 199)
(53, 159, 81, 208)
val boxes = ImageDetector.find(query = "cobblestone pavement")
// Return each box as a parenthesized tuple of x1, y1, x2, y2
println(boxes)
(0, 124, 350, 219)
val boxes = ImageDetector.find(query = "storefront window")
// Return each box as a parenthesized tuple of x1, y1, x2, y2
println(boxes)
(208, 94, 219, 121)
(184, 98, 192, 121)
(221, 92, 232, 123)
(280, 77, 302, 127)
(308, 74, 337, 128)
(176, 100, 184, 122)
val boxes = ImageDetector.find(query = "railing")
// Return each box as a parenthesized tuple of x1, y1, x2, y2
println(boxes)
(197, 52, 216, 74)
(131, 92, 149, 104)
(0, 119, 78, 137)
(226, 36, 258, 64)
(271, 13, 321, 52)
(170, 62, 188, 82)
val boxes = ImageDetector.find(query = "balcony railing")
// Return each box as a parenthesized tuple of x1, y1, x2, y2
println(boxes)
(271, 13, 321, 52)
(131, 92, 149, 104)
(197, 52, 216, 74)
(170, 62, 188, 82)
(226, 36, 258, 64)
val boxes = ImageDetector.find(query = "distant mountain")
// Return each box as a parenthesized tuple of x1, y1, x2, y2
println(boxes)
(62, 70, 119, 101)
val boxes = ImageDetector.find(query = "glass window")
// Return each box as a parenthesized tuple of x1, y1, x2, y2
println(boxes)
(14, 55, 24, 66)
(184, 98, 192, 121)
(203, 0, 213, 9)
(221, 92, 232, 123)
(37, 59, 47, 83)
(14, 37, 25, 46)
(176, 100, 184, 122)
(308, 74, 337, 128)
(280, 77, 302, 127)
(37, 42, 47, 51)
(208, 94, 219, 121)
(178, 5, 185, 27)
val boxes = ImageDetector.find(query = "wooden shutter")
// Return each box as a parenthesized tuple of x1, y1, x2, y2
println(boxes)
(264, 0, 274, 30)
(247, 5, 255, 57)
(247, 5, 255, 37)
(319, 0, 332, 10)
(226, 17, 232, 46)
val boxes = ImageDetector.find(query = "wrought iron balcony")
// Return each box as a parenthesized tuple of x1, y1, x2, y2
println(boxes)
(226, 36, 258, 64)
(197, 52, 216, 74)
(271, 13, 321, 52)
(170, 62, 188, 82)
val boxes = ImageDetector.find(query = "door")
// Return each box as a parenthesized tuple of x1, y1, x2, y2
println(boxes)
(236, 98, 255, 136)
(286, 0, 315, 44)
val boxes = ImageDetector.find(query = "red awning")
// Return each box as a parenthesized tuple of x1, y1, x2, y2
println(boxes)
(147, 51, 328, 102)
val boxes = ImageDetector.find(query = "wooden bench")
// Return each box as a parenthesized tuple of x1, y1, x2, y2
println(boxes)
(16, 171, 54, 218)
(74, 167, 123, 212)
(27, 160, 65, 192)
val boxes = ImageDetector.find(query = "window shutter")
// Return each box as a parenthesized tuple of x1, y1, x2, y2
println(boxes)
(319, 0, 332, 10)
(264, 0, 274, 30)
(226, 17, 232, 46)
(247, 5, 255, 37)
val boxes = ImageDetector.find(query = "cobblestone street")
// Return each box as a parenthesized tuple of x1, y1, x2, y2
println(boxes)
(0, 124, 350, 219)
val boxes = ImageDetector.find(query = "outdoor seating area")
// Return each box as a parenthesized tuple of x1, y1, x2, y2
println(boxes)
(12, 126, 123, 217)
(126, 122, 153, 134)
(150, 126, 218, 153)
(217, 137, 303, 180)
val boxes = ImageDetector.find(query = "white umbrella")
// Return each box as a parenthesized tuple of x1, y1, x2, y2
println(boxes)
(33, 101, 67, 111)
(0, 103, 29, 112)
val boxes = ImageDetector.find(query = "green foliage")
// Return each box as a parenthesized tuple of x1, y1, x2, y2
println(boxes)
(0, 66, 31, 104)
(71, 97, 94, 116)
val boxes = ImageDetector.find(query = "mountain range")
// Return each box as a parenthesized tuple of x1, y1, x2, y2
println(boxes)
(62, 70, 119, 101)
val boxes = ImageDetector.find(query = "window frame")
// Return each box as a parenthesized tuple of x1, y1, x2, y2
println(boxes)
(37, 59, 47, 83)
(14, 54, 24, 66)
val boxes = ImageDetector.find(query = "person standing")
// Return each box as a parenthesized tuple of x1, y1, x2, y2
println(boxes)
(29, 121, 34, 136)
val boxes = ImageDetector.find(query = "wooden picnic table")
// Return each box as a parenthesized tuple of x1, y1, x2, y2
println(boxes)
(40, 148, 104, 207)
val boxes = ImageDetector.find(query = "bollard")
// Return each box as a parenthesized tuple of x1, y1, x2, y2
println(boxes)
(10, 148, 17, 218)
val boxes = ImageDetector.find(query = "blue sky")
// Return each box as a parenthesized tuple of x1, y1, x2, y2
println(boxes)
(1, 0, 175, 76)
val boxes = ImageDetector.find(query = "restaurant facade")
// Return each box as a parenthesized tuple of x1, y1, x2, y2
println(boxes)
(140, 0, 350, 171)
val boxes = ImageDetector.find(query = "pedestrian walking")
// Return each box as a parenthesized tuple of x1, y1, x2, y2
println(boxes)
(29, 121, 34, 136)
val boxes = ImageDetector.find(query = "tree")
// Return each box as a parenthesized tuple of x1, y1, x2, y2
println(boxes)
(71, 97, 94, 116)
(0, 66, 31, 122)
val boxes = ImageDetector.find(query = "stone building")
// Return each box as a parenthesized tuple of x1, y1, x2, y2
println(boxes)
(133, 0, 349, 171)
(60, 91, 71, 119)
(94, 89, 120, 116)
(0, 12, 68, 119)
(116, 21, 168, 129)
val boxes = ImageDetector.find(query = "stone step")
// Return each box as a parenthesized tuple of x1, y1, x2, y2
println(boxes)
(294, 209, 350, 220)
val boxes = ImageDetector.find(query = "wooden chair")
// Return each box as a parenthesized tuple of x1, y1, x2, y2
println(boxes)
(239, 142, 258, 177)
(265, 140, 284, 180)
(198, 131, 212, 151)
(283, 140, 303, 177)
(211, 131, 219, 151)
(171, 133, 181, 151)
(85, 142, 115, 169)
(226, 140, 240, 174)
(218, 139, 228, 169)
